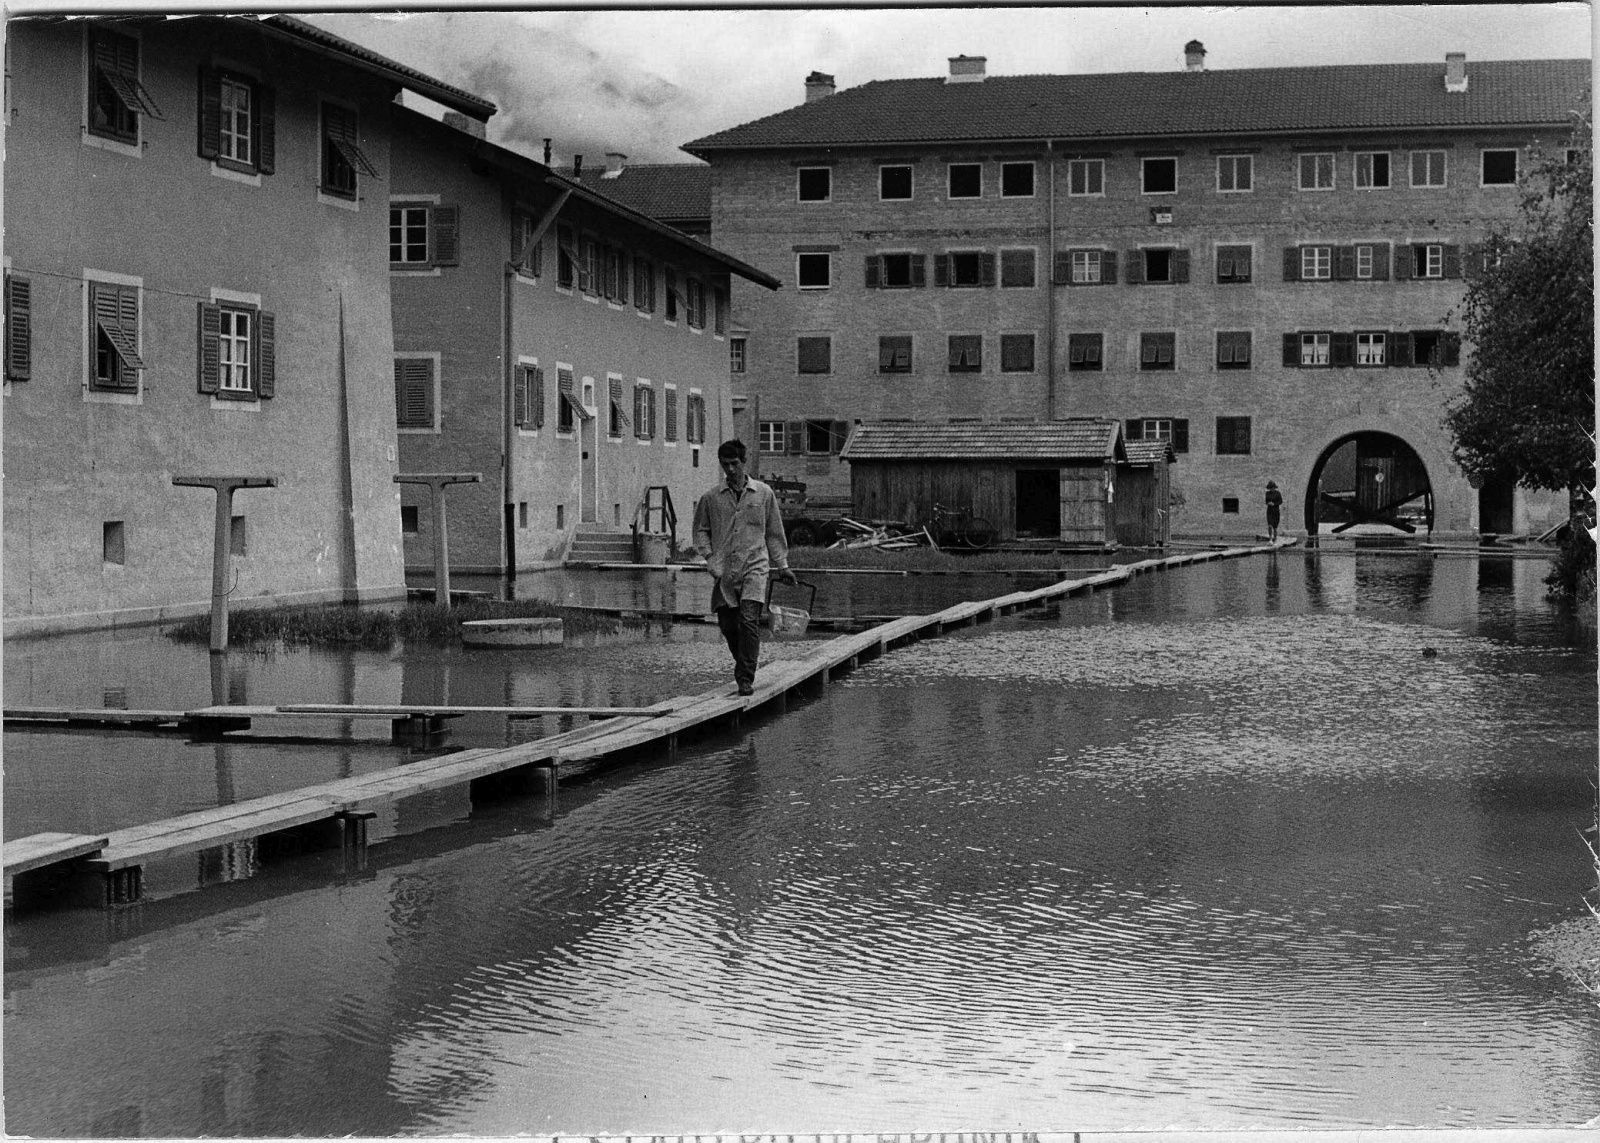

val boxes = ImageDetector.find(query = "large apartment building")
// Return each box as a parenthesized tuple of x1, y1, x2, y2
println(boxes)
(3, 15, 492, 634)
(684, 45, 1588, 539)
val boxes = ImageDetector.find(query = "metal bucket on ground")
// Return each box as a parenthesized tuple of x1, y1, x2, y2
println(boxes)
(765, 577, 816, 638)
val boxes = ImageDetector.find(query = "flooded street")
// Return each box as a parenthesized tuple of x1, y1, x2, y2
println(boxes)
(4, 551, 1597, 1135)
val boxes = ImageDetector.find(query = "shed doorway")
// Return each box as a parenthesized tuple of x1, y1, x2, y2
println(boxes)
(1015, 469, 1061, 538)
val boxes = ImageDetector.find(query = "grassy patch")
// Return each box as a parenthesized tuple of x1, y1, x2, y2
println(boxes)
(165, 598, 628, 650)
(786, 546, 1111, 573)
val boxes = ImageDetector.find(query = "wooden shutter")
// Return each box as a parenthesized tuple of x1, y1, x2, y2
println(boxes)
(665, 387, 678, 441)
(6, 274, 32, 382)
(1101, 251, 1118, 285)
(578, 241, 593, 293)
(1390, 332, 1412, 367)
(1392, 245, 1413, 280)
(395, 358, 433, 427)
(1126, 251, 1145, 285)
(1172, 419, 1190, 454)
(256, 310, 275, 398)
(786, 421, 805, 454)
(1125, 419, 1142, 442)
(1282, 333, 1299, 367)
(864, 256, 880, 289)
(1442, 332, 1462, 367)
(93, 281, 144, 375)
(1335, 246, 1357, 280)
(1442, 244, 1462, 279)
(830, 420, 849, 454)
(255, 84, 275, 174)
(1054, 251, 1072, 286)
(932, 254, 949, 287)
(197, 67, 222, 160)
(1330, 331, 1354, 367)
(980, 252, 997, 287)
(1373, 243, 1391, 281)
(514, 366, 528, 426)
(620, 255, 632, 306)
(532, 365, 546, 427)
(431, 206, 459, 266)
(633, 386, 647, 438)
(1283, 247, 1300, 281)
(1172, 248, 1190, 283)
(911, 254, 927, 288)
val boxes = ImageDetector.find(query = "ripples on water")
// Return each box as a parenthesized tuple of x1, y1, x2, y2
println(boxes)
(4, 555, 1598, 1135)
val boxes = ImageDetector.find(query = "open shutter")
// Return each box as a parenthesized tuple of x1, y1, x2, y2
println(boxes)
(578, 243, 593, 294)
(1392, 244, 1413, 280)
(1283, 247, 1300, 281)
(6, 275, 32, 382)
(1172, 420, 1190, 453)
(1442, 332, 1462, 367)
(196, 67, 222, 160)
(786, 420, 805, 455)
(256, 310, 275, 398)
(633, 386, 647, 439)
(911, 254, 927, 288)
(831, 420, 850, 454)
(1335, 246, 1357, 280)
(1390, 332, 1412, 367)
(1282, 333, 1300, 367)
(933, 254, 949, 287)
(256, 84, 276, 175)
(94, 282, 144, 375)
(1172, 248, 1190, 283)
(431, 206, 459, 266)
(1054, 250, 1072, 286)
(1126, 251, 1145, 285)
(1373, 243, 1391, 281)
(514, 366, 528, 426)
(980, 252, 997, 287)
(1442, 244, 1462, 280)
(1330, 331, 1354, 367)
(532, 365, 546, 427)
(1101, 251, 1118, 285)
(864, 256, 880, 289)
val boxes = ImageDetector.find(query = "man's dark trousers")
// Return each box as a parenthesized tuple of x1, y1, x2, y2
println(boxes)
(716, 598, 763, 691)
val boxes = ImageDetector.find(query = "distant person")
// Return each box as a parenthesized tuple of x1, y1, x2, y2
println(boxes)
(1265, 480, 1284, 541)
(692, 439, 796, 696)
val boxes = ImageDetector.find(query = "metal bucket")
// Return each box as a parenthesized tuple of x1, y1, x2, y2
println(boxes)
(765, 578, 817, 639)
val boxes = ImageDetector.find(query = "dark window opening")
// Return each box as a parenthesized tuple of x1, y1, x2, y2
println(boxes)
(881, 253, 914, 288)
(1143, 157, 1176, 194)
(949, 163, 981, 198)
(1001, 333, 1035, 373)
(1222, 497, 1240, 514)
(880, 165, 912, 200)
(1215, 416, 1253, 455)
(798, 336, 831, 374)
(1139, 332, 1175, 370)
(798, 167, 831, 201)
(1001, 162, 1034, 196)
(1482, 149, 1517, 185)
(949, 251, 983, 287)
(1144, 249, 1173, 283)
(948, 335, 982, 373)
(102, 520, 125, 565)
(1067, 333, 1103, 371)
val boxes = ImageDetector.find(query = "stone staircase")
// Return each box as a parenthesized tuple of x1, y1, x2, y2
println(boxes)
(565, 524, 637, 566)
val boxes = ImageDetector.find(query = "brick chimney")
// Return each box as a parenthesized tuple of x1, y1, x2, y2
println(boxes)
(1445, 51, 1468, 92)
(947, 55, 987, 84)
(805, 71, 835, 102)
(603, 152, 626, 178)
(1184, 40, 1207, 72)
(442, 110, 486, 139)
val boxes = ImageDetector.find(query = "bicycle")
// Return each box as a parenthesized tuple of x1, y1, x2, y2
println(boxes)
(927, 502, 997, 551)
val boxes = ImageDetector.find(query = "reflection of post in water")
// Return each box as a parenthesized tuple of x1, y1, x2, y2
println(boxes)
(1265, 550, 1281, 612)
(209, 652, 237, 807)
(1305, 551, 1326, 609)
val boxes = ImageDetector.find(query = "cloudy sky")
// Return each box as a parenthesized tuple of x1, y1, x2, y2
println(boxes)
(292, 4, 1591, 168)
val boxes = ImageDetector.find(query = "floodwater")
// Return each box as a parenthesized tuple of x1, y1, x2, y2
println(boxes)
(4, 551, 1597, 1136)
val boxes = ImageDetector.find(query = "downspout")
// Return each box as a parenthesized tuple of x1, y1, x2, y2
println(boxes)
(1046, 139, 1058, 422)
(503, 238, 517, 581)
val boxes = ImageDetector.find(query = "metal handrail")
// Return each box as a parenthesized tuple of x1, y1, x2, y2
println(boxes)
(632, 485, 679, 554)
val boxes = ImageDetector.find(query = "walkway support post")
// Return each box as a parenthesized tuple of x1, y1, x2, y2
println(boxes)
(394, 472, 482, 605)
(173, 475, 278, 653)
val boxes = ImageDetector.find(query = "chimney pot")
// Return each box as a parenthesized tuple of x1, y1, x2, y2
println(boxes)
(947, 54, 987, 84)
(1445, 51, 1468, 92)
(573, 154, 583, 177)
(1184, 40, 1207, 71)
(603, 152, 626, 178)
(442, 110, 486, 139)
(543, 138, 552, 164)
(805, 70, 836, 102)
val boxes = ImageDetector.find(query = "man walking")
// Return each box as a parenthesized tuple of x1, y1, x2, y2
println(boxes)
(692, 439, 795, 695)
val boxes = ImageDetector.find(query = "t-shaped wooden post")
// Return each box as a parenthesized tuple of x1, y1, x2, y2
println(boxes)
(393, 472, 482, 606)
(172, 475, 278, 653)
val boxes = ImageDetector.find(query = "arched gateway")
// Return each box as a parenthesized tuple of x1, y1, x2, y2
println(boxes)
(1304, 432, 1433, 535)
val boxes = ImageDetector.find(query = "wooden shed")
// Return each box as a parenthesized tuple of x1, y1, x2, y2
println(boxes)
(840, 419, 1126, 547)
(1116, 439, 1177, 548)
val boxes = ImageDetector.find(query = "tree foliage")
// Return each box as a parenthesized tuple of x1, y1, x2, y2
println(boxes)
(1444, 100, 1594, 497)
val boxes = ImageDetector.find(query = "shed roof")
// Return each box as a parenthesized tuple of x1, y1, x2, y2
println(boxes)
(1123, 439, 1177, 466)
(684, 58, 1587, 154)
(841, 419, 1122, 462)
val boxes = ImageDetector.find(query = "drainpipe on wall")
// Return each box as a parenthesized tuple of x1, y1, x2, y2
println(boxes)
(503, 244, 517, 580)
(1046, 139, 1058, 422)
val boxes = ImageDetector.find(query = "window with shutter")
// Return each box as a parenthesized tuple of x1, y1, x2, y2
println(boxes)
(634, 385, 650, 440)
(664, 268, 679, 320)
(6, 274, 32, 382)
(664, 386, 678, 441)
(1217, 331, 1251, 369)
(390, 205, 430, 266)
(557, 366, 578, 431)
(1000, 334, 1035, 373)
(714, 287, 727, 335)
(1215, 416, 1252, 455)
(1067, 333, 1102, 371)
(947, 335, 982, 372)
(321, 103, 377, 199)
(786, 421, 806, 454)
(947, 251, 983, 287)
(1330, 331, 1355, 368)
(514, 366, 529, 427)
(1139, 332, 1175, 370)
(1355, 332, 1387, 367)
(608, 376, 629, 437)
(1000, 249, 1036, 288)
(91, 280, 143, 391)
(797, 336, 830, 374)
(1216, 245, 1252, 283)
(394, 357, 435, 429)
(88, 27, 162, 144)
(879, 336, 912, 373)
(531, 365, 545, 427)
(556, 225, 577, 289)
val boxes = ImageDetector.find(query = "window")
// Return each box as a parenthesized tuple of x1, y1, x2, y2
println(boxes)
(633, 384, 656, 441)
(198, 301, 276, 400)
(1068, 159, 1104, 196)
(511, 213, 544, 277)
(320, 103, 377, 200)
(1298, 152, 1335, 190)
(730, 337, 746, 373)
(947, 335, 981, 373)
(798, 167, 831, 202)
(1216, 331, 1251, 370)
(230, 516, 248, 557)
(686, 279, 706, 329)
(400, 506, 419, 534)
(1000, 162, 1034, 197)
(1299, 245, 1332, 280)
(1216, 245, 1252, 283)
(1222, 498, 1240, 515)
(1298, 332, 1331, 366)
(1411, 150, 1447, 188)
(87, 27, 162, 144)
(556, 367, 581, 432)
(1139, 332, 1175, 370)
(103, 521, 126, 566)
(797, 336, 831, 374)
(581, 239, 599, 296)
(880, 165, 913, 200)
(389, 204, 459, 268)
(1063, 248, 1116, 285)
(879, 335, 912, 373)
(5, 273, 32, 382)
(663, 385, 678, 441)
(633, 255, 654, 311)
(1215, 416, 1252, 455)
(797, 252, 831, 289)
(89, 280, 143, 392)
(663, 267, 679, 321)
(1355, 245, 1374, 279)
(1137, 248, 1189, 284)
(1354, 151, 1390, 189)
(1000, 333, 1035, 373)
(948, 163, 982, 198)
(868, 252, 923, 289)
(1406, 330, 1461, 368)
(805, 420, 848, 454)
(394, 357, 436, 430)
(556, 223, 577, 289)
(514, 363, 545, 428)
(759, 421, 785, 453)
(1127, 417, 1189, 453)
(1067, 333, 1103, 371)
(1355, 331, 1387, 366)
(1416, 243, 1444, 279)
(603, 245, 629, 304)
(1482, 149, 1518, 185)
(607, 376, 630, 438)
(1216, 154, 1252, 192)
(999, 249, 1036, 288)
(197, 70, 275, 175)
(938, 251, 991, 288)
(1142, 157, 1176, 194)
(686, 392, 707, 443)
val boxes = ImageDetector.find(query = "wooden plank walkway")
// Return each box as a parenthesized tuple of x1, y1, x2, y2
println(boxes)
(4, 541, 1283, 907)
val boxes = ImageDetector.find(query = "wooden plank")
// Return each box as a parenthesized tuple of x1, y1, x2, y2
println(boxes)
(4, 707, 188, 726)
(88, 796, 347, 871)
(277, 703, 667, 719)
(3, 832, 109, 876)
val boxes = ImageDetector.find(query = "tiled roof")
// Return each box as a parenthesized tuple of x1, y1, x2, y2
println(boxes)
(559, 164, 711, 223)
(841, 419, 1120, 461)
(1123, 439, 1176, 465)
(685, 58, 1588, 153)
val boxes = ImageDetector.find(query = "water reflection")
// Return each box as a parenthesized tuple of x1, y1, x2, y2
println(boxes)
(4, 552, 1597, 1134)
